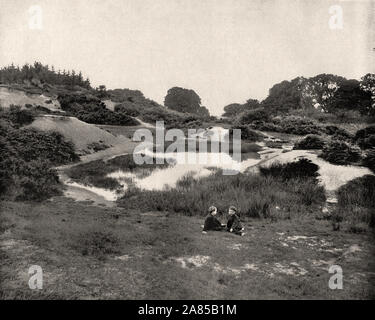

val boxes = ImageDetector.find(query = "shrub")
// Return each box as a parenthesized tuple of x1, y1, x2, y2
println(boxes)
(114, 102, 141, 117)
(362, 149, 375, 172)
(259, 158, 319, 180)
(228, 125, 264, 142)
(265, 141, 283, 148)
(58, 93, 139, 126)
(324, 125, 353, 141)
(0, 105, 34, 127)
(76, 230, 120, 258)
(138, 107, 202, 128)
(354, 126, 375, 149)
(294, 135, 326, 150)
(0, 120, 78, 201)
(5, 127, 78, 165)
(249, 115, 322, 135)
(336, 175, 375, 229)
(249, 120, 281, 132)
(357, 134, 375, 150)
(337, 175, 375, 208)
(320, 140, 362, 165)
(87, 142, 109, 152)
(274, 116, 322, 135)
(12, 160, 61, 201)
(239, 108, 269, 124)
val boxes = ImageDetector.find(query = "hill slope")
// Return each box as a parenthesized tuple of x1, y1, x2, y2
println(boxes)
(28, 115, 121, 154)
(0, 86, 62, 112)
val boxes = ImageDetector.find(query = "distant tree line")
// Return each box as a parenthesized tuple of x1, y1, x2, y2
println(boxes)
(223, 73, 375, 118)
(0, 61, 91, 89)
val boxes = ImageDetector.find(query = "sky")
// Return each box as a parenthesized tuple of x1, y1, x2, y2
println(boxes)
(0, 0, 373, 115)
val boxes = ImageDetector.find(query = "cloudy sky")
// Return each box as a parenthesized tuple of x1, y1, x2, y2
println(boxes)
(0, 0, 373, 115)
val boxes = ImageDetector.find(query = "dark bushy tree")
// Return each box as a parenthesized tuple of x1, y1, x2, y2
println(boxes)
(164, 87, 210, 117)
(261, 77, 305, 113)
(328, 79, 372, 115)
(223, 99, 260, 118)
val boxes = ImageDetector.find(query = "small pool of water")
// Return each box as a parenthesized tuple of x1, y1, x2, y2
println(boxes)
(62, 127, 374, 204)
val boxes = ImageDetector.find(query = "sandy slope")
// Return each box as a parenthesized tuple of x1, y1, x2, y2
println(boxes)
(28, 115, 123, 154)
(0, 86, 61, 111)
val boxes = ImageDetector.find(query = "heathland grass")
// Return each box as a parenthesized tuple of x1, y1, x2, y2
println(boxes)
(1, 197, 374, 299)
(118, 159, 326, 219)
(333, 175, 375, 232)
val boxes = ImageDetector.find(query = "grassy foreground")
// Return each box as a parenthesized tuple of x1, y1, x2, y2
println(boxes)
(1, 197, 374, 299)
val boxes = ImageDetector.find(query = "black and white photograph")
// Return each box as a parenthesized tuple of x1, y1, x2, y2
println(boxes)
(0, 0, 374, 303)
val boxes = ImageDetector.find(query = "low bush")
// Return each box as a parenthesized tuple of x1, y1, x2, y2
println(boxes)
(58, 93, 139, 126)
(337, 175, 375, 208)
(3, 126, 78, 165)
(259, 158, 319, 180)
(274, 116, 322, 135)
(249, 115, 323, 136)
(87, 142, 109, 152)
(324, 125, 353, 141)
(114, 102, 141, 117)
(320, 140, 362, 165)
(239, 108, 269, 124)
(75, 230, 120, 259)
(11, 160, 61, 201)
(138, 107, 203, 129)
(354, 126, 375, 149)
(336, 175, 375, 229)
(228, 125, 264, 142)
(0, 119, 78, 201)
(362, 149, 375, 172)
(249, 120, 281, 132)
(294, 135, 326, 150)
(0, 105, 34, 127)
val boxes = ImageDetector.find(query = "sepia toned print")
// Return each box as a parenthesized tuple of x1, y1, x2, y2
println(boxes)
(0, 0, 374, 301)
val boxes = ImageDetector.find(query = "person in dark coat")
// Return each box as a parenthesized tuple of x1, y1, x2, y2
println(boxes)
(226, 206, 245, 236)
(202, 206, 226, 233)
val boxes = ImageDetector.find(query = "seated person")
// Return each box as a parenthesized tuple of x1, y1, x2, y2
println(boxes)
(202, 206, 225, 232)
(226, 206, 245, 236)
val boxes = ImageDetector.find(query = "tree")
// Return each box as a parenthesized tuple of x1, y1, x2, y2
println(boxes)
(223, 99, 260, 118)
(360, 73, 375, 115)
(223, 103, 242, 118)
(262, 77, 306, 113)
(164, 87, 209, 116)
(329, 79, 372, 115)
(1, 62, 91, 88)
(301, 74, 346, 111)
(98, 85, 106, 92)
